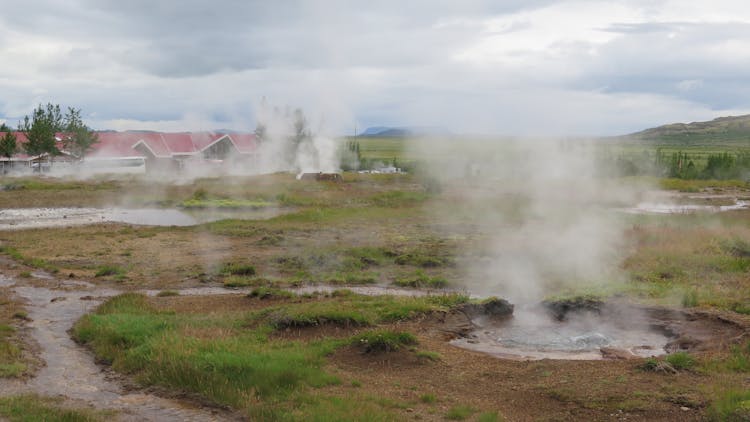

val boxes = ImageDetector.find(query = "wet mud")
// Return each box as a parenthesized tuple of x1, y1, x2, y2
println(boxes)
(0, 207, 289, 230)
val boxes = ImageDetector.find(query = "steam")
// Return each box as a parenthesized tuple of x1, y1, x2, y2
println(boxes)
(414, 137, 642, 304)
(253, 101, 340, 174)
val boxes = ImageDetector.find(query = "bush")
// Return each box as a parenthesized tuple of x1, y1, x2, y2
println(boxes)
(353, 330, 417, 353)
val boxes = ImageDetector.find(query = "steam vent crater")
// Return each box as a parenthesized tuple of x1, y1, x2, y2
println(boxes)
(450, 297, 746, 361)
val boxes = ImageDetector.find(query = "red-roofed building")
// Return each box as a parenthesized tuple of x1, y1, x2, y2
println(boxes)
(1, 130, 258, 174)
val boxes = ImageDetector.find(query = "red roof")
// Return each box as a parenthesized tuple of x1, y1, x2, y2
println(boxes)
(227, 133, 257, 154)
(1, 131, 257, 160)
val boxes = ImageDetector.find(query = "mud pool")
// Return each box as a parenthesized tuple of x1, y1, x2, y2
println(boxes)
(0, 207, 289, 230)
(452, 303, 673, 361)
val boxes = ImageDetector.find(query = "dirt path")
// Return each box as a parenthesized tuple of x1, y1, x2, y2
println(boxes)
(0, 276, 239, 421)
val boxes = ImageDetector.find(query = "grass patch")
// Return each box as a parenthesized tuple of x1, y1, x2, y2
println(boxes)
(182, 198, 274, 209)
(420, 393, 437, 403)
(0, 246, 58, 273)
(0, 324, 25, 378)
(248, 287, 295, 300)
(72, 293, 341, 410)
(395, 253, 452, 268)
(707, 389, 750, 421)
(250, 293, 470, 330)
(446, 405, 475, 420)
(393, 270, 448, 288)
(94, 265, 125, 278)
(156, 290, 179, 297)
(353, 330, 417, 353)
(0, 394, 107, 421)
(477, 412, 503, 422)
(219, 262, 256, 276)
(665, 352, 695, 370)
(223, 276, 272, 288)
(415, 350, 442, 362)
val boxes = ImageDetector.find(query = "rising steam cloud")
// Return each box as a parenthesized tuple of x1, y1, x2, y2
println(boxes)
(414, 137, 641, 304)
(254, 100, 340, 174)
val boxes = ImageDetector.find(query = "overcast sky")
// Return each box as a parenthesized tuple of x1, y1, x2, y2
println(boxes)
(1, 0, 750, 136)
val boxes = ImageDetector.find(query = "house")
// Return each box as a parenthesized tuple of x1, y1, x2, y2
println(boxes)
(0, 132, 76, 173)
(1, 131, 259, 174)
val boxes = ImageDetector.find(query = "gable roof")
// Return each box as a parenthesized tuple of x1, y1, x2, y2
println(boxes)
(2, 131, 258, 160)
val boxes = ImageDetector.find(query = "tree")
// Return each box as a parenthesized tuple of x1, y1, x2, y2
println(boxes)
(61, 107, 98, 160)
(18, 103, 64, 158)
(0, 122, 10, 132)
(0, 131, 17, 160)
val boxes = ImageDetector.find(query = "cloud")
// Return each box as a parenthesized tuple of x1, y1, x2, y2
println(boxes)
(1, 1, 750, 134)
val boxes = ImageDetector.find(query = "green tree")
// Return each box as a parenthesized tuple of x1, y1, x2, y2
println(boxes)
(61, 107, 98, 160)
(18, 103, 64, 158)
(0, 122, 10, 132)
(0, 131, 17, 160)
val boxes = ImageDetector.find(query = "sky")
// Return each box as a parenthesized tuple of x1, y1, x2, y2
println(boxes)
(1, 0, 750, 136)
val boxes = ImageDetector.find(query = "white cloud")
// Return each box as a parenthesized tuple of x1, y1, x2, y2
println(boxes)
(1, 1, 750, 134)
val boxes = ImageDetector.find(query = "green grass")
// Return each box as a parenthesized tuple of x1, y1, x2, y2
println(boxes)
(420, 393, 437, 404)
(248, 287, 295, 300)
(72, 292, 469, 417)
(446, 405, 475, 420)
(248, 293, 470, 330)
(94, 265, 125, 278)
(665, 352, 695, 370)
(0, 324, 25, 378)
(353, 330, 417, 353)
(707, 389, 750, 421)
(218, 262, 256, 276)
(182, 198, 274, 209)
(0, 246, 58, 273)
(415, 350, 441, 362)
(156, 290, 179, 297)
(393, 270, 449, 288)
(0, 394, 107, 421)
(477, 412, 503, 422)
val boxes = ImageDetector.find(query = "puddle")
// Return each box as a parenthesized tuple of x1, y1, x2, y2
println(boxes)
(143, 284, 434, 298)
(624, 200, 749, 215)
(0, 274, 14, 287)
(0, 207, 290, 230)
(2, 283, 236, 421)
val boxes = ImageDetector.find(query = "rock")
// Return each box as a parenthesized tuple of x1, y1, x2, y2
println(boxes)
(50, 297, 67, 303)
(542, 296, 603, 321)
(459, 297, 514, 320)
(680, 407, 690, 411)
(600, 347, 638, 360)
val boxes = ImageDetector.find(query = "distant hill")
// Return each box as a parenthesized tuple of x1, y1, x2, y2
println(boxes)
(624, 114, 750, 146)
(358, 126, 450, 137)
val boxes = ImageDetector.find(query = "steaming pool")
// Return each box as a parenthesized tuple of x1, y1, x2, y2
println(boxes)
(0, 207, 289, 230)
(452, 303, 675, 361)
